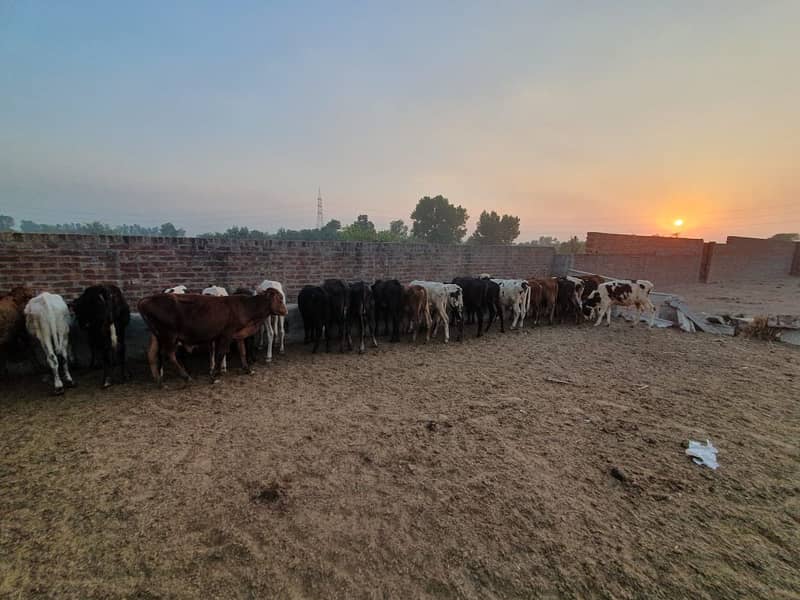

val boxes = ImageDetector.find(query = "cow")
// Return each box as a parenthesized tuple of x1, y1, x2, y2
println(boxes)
(163, 285, 188, 294)
(298, 285, 328, 353)
(233, 287, 258, 363)
(583, 280, 657, 327)
(322, 279, 349, 353)
(525, 279, 544, 325)
(202, 285, 229, 373)
(410, 281, 464, 343)
(24, 292, 75, 394)
(491, 279, 530, 330)
(138, 289, 287, 385)
(402, 284, 431, 343)
(578, 274, 605, 302)
(73, 285, 131, 388)
(372, 279, 404, 342)
(533, 277, 558, 325)
(555, 277, 583, 325)
(255, 280, 286, 363)
(0, 286, 35, 376)
(451, 277, 501, 337)
(347, 281, 378, 353)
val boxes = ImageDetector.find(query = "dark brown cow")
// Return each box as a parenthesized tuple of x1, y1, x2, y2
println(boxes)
(138, 289, 287, 385)
(534, 278, 558, 325)
(526, 279, 543, 325)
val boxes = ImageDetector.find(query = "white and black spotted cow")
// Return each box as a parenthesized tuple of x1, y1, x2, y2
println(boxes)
(582, 280, 656, 327)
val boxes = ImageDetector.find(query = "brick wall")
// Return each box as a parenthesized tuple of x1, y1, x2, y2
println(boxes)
(585, 232, 704, 256)
(705, 236, 797, 282)
(0, 233, 555, 304)
(573, 254, 702, 287)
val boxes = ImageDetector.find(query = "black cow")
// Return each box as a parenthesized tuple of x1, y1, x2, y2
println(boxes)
(371, 279, 403, 342)
(322, 279, 349, 353)
(555, 277, 582, 325)
(73, 284, 131, 388)
(298, 285, 328, 353)
(347, 281, 378, 353)
(485, 279, 505, 333)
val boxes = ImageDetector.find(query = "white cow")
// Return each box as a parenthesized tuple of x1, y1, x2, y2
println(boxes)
(491, 279, 530, 329)
(24, 292, 74, 394)
(582, 279, 656, 327)
(202, 285, 229, 373)
(256, 279, 286, 362)
(410, 281, 464, 343)
(163, 285, 187, 294)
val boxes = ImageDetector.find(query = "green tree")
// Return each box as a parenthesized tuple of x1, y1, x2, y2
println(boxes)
(389, 219, 408, 238)
(410, 195, 468, 243)
(159, 222, 186, 237)
(0, 215, 14, 231)
(469, 210, 520, 244)
(340, 214, 378, 241)
(557, 236, 586, 254)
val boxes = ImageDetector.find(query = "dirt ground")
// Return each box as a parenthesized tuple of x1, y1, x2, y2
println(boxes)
(665, 277, 800, 317)
(1, 322, 799, 599)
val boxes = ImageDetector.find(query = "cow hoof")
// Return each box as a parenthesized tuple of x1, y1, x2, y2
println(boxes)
(53, 387, 65, 396)
(65, 380, 77, 388)
(244, 368, 255, 376)
(102, 380, 112, 389)
(279, 349, 285, 355)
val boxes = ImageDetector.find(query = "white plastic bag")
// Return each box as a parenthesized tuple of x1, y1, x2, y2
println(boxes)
(686, 440, 719, 470)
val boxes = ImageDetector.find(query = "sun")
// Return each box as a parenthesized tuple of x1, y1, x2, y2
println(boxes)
(673, 218, 684, 228)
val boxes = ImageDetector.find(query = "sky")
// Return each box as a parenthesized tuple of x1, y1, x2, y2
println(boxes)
(1, 1, 798, 242)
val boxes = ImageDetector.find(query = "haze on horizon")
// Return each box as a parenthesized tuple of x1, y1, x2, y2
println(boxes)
(1, 1, 798, 243)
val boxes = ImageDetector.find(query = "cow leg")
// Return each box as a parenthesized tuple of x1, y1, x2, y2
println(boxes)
(476, 307, 484, 337)
(41, 337, 64, 395)
(278, 316, 286, 354)
(221, 353, 227, 374)
(358, 313, 366, 353)
(237, 339, 254, 374)
(265, 317, 275, 363)
(167, 348, 191, 382)
(58, 343, 74, 388)
(147, 335, 163, 386)
(442, 309, 450, 343)
(648, 301, 656, 328)
(594, 303, 607, 326)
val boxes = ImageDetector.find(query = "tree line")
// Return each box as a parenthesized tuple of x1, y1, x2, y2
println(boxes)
(0, 194, 592, 247)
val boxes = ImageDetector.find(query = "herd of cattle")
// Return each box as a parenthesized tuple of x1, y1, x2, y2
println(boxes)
(0, 274, 657, 394)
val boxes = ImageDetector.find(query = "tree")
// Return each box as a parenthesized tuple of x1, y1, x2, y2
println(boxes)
(159, 222, 186, 237)
(410, 195, 468, 243)
(340, 214, 378, 241)
(557, 236, 586, 254)
(0, 215, 14, 231)
(469, 211, 520, 244)
(389, 219, 408, 238)
(770, 233, 799, 242)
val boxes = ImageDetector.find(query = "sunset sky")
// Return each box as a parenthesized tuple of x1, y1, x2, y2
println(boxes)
(1, 1, 798, 242)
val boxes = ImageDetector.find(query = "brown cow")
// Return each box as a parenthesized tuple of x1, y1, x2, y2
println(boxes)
(526, 279, 543, 325)
(534, 278, 558, 325)
(0, 286, 35, 375)
(403, 284, 432, 342)
(138, 289, 287, 386)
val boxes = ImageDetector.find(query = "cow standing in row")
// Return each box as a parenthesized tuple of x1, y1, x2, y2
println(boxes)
(347, 281, 378, 353)
(24, 292, 75, 395)
(0, 286, 34, 377)
(452, 277, 503, 337)
(202, 285, 229, 373)
(402, 284, 431, 343)
(410, 281, 464, 343)
(73, 284, 130, 388)
(372, 279, 404, 342)
(322, 279, 349, 353)
(139, 289, 287, 385)
(256, 280, 286, 362)
(490, 279, 529, 330)
(583, 279, 657, 327)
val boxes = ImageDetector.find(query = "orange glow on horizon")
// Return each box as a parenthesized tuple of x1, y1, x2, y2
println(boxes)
(673, 218, 684, 228)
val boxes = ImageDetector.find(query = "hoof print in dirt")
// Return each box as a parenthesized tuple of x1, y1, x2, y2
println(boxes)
(251, 482, 287, 509)
(610, 466, 628, 484)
